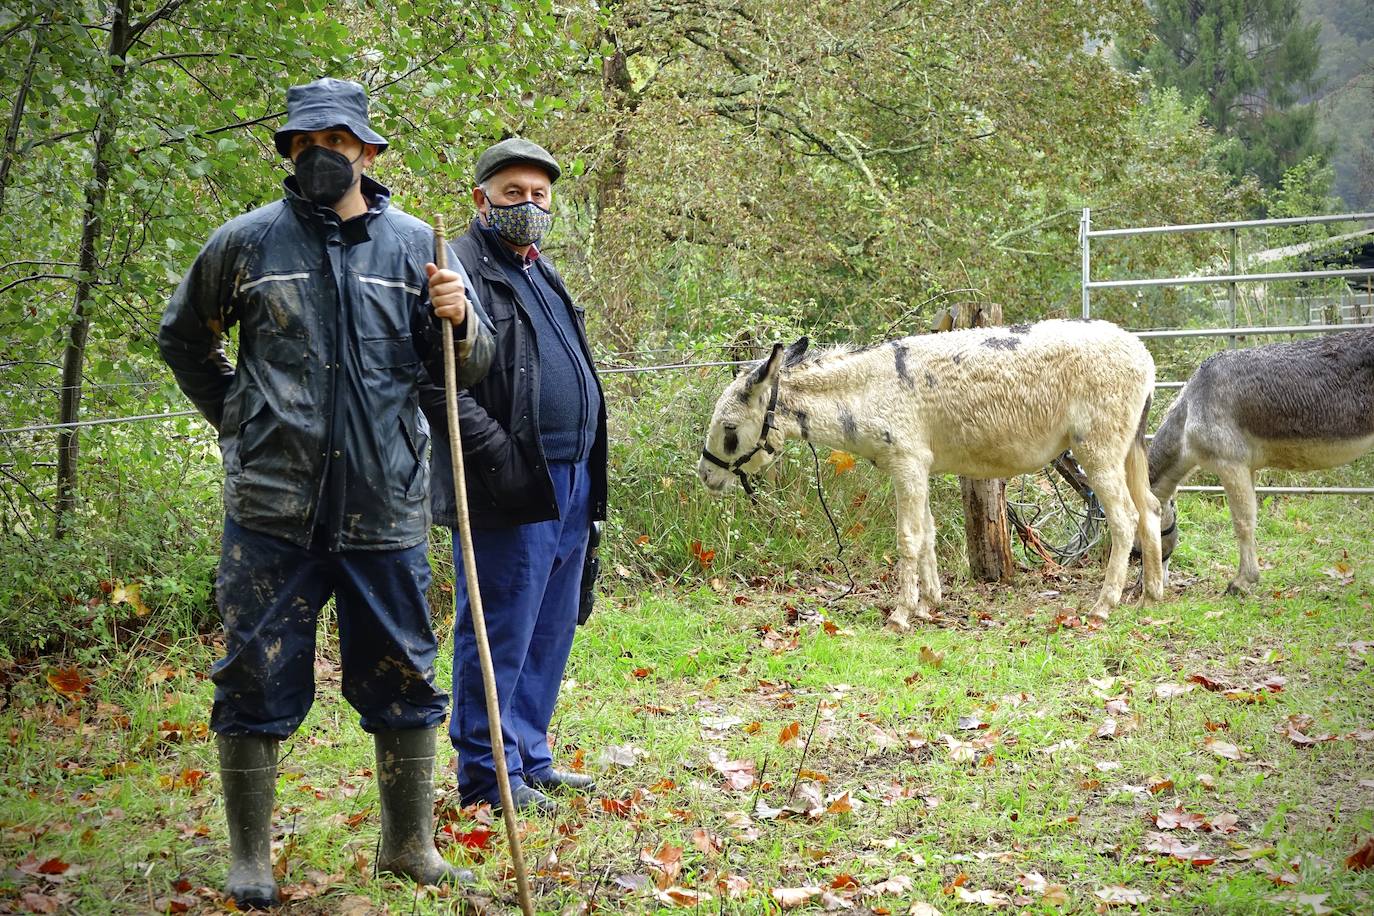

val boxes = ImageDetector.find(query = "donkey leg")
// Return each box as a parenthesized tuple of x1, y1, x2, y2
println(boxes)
(1126, 442, 1164, 602)
(1083, 466, 1139, 621)
(886, 461, 934, 632)
(920, 500, 942, 608)
(1217, 463, 1261, 595)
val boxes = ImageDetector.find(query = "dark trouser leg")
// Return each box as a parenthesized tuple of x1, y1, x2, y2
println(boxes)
(332, 539, 448, 734)
(512, 460, 591, 781)
(330, 539, 462, 882)
(211, 517, 331, 908)
(450, 510, 561, 805)
(210, 516, 330, 737)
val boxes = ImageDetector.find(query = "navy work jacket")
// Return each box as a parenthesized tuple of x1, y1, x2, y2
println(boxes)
(159, 176, 493, 550)
(424, 218, 608, 529)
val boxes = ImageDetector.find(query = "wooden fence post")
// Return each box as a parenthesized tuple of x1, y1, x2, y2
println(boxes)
(938, 303, 1015, 583)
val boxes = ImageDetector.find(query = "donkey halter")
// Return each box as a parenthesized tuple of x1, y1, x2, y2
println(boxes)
(701, 375, 781, 499)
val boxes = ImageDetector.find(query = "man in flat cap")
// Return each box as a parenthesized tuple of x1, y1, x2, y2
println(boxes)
(425, 138, 606, 814)
(159, 78, 492, 907)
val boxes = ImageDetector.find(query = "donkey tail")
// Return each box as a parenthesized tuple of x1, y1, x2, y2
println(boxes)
(1126, 394, 1164, 600)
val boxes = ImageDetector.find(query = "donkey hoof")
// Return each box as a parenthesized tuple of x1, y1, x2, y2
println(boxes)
(884, 617, 912, 634)
(1223, 579, 1253, 597)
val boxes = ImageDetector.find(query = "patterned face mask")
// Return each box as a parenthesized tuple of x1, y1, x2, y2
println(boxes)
(485, 199, 553, 247)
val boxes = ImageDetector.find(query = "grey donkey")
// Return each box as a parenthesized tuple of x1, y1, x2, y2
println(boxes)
(1147, 327, 1374, 594)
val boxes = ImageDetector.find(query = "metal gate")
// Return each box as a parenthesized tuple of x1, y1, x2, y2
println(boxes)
(1079, 207, 1374, 497)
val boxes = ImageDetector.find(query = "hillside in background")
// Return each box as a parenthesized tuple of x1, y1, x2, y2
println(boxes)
(1304, 0, 1374, 208)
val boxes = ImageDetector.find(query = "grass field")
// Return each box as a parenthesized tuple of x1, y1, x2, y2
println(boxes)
(1, 493, 1371, 914)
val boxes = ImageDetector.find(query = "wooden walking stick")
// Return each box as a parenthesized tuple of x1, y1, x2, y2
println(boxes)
(435, 216, 535, 916)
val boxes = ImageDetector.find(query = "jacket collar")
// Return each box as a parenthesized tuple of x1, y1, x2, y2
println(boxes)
(283, 174, 391, 232)
(471, 215, 540, 268)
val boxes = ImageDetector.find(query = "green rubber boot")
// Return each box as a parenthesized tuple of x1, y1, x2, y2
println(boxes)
(217, 734, 280, 909)
(375, 728, 474, 885)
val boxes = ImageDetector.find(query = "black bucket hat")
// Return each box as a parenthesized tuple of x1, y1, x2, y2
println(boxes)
(474, 137, 561, 185)
(273, 78, 388, 158)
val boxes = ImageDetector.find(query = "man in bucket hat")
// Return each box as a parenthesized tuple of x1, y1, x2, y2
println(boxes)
(425, 138, 607, 816)
(159, 78, 493, 907)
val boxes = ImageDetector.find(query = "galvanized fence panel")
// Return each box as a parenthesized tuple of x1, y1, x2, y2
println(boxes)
(1080, 207, 1374, 496)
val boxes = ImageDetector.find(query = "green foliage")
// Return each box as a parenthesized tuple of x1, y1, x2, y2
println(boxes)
(552, 0, 1244, 350)
(1305, 0, 1374, 209)
(1267, 156, 1342, 219)
(1126, 0, 1328, 192)
(0, 418, 222, 660)
(0, 0, 581, 653)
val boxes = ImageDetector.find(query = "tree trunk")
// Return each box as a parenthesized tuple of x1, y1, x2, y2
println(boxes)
(942, 302, 1015, 583)
(54, 0, 129, 537)
(960, 476, 1013, 583)
(0, 18, 48, 217)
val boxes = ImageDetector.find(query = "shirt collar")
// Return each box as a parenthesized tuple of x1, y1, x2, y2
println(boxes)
(477, 217, 540, 267)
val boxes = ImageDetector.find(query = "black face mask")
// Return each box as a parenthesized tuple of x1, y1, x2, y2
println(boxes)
(294, 145, 361, 207)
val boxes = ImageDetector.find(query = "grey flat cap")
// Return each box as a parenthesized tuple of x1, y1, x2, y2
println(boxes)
(475, 138, 560, 185)
(274, 78, 388, 158)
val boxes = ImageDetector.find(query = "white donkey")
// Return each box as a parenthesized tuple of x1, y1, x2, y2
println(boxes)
(1148, 327, 1374, 595)
(698, 320, 1165, 629)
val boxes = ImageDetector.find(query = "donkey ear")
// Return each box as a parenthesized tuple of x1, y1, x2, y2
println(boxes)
(749, 342, 786, 392)
(784, 336, 809, 367)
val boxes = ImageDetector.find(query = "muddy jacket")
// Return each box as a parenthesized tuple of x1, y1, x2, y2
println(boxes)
(424, 218, 608, 529)
(159, 176, 493, 550)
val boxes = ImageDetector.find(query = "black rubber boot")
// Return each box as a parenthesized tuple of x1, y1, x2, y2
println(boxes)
(217, 734, 281, 910)
(375, 728, 474, 886)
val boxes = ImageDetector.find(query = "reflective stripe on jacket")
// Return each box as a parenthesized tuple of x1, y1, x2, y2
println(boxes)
(159, 177, 494, 550)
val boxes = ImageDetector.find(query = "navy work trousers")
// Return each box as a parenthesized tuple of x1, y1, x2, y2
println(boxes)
(450, 459, 591, 804)
(210, 516, 449, 738)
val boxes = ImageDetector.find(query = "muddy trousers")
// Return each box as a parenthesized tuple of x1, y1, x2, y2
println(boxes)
(449, 458, 591, 805)
(210, 516, 449, 738)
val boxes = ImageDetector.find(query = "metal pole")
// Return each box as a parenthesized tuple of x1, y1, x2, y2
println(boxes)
(1227, 227, 1238, 348)
(1085, 210, 1374, 239)
(1178, 486, 1374, 495)
(1080, 208, 1091, 319)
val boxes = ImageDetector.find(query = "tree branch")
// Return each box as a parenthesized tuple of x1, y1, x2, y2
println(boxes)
(20, 128, 93, 155)
(134, 110, 284, 153)
(0, 260, 80, 271)
(0, 273, 76, 295)
(136, 51, 269, 66)
(127, 0, 192, 45)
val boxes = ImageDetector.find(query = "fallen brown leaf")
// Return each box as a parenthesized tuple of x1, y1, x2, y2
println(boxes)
(1347, 835, 1374, 870)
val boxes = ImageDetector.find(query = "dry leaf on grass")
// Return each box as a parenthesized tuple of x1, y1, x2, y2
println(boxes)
(1153, 807, 1207, 831)
(1094, 885, 1150, 905)
(656, 887, 711, 907)
(772, 886, 823, 908)
(865, 875, 913, 897)
(1268, 891, 1334, 914)
(827, 450, 857, 474)
(46, 667, 91, 701)
(1204, 736, 1244, 760)
(954, 886, 1011, 907)
(1347, 836, 1374, 870)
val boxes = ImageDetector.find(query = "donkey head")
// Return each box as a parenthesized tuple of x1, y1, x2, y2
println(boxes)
(698, 337, 809, 495)
(1132, 497, 1179, 563)
(1159, 498, 1179, 561)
